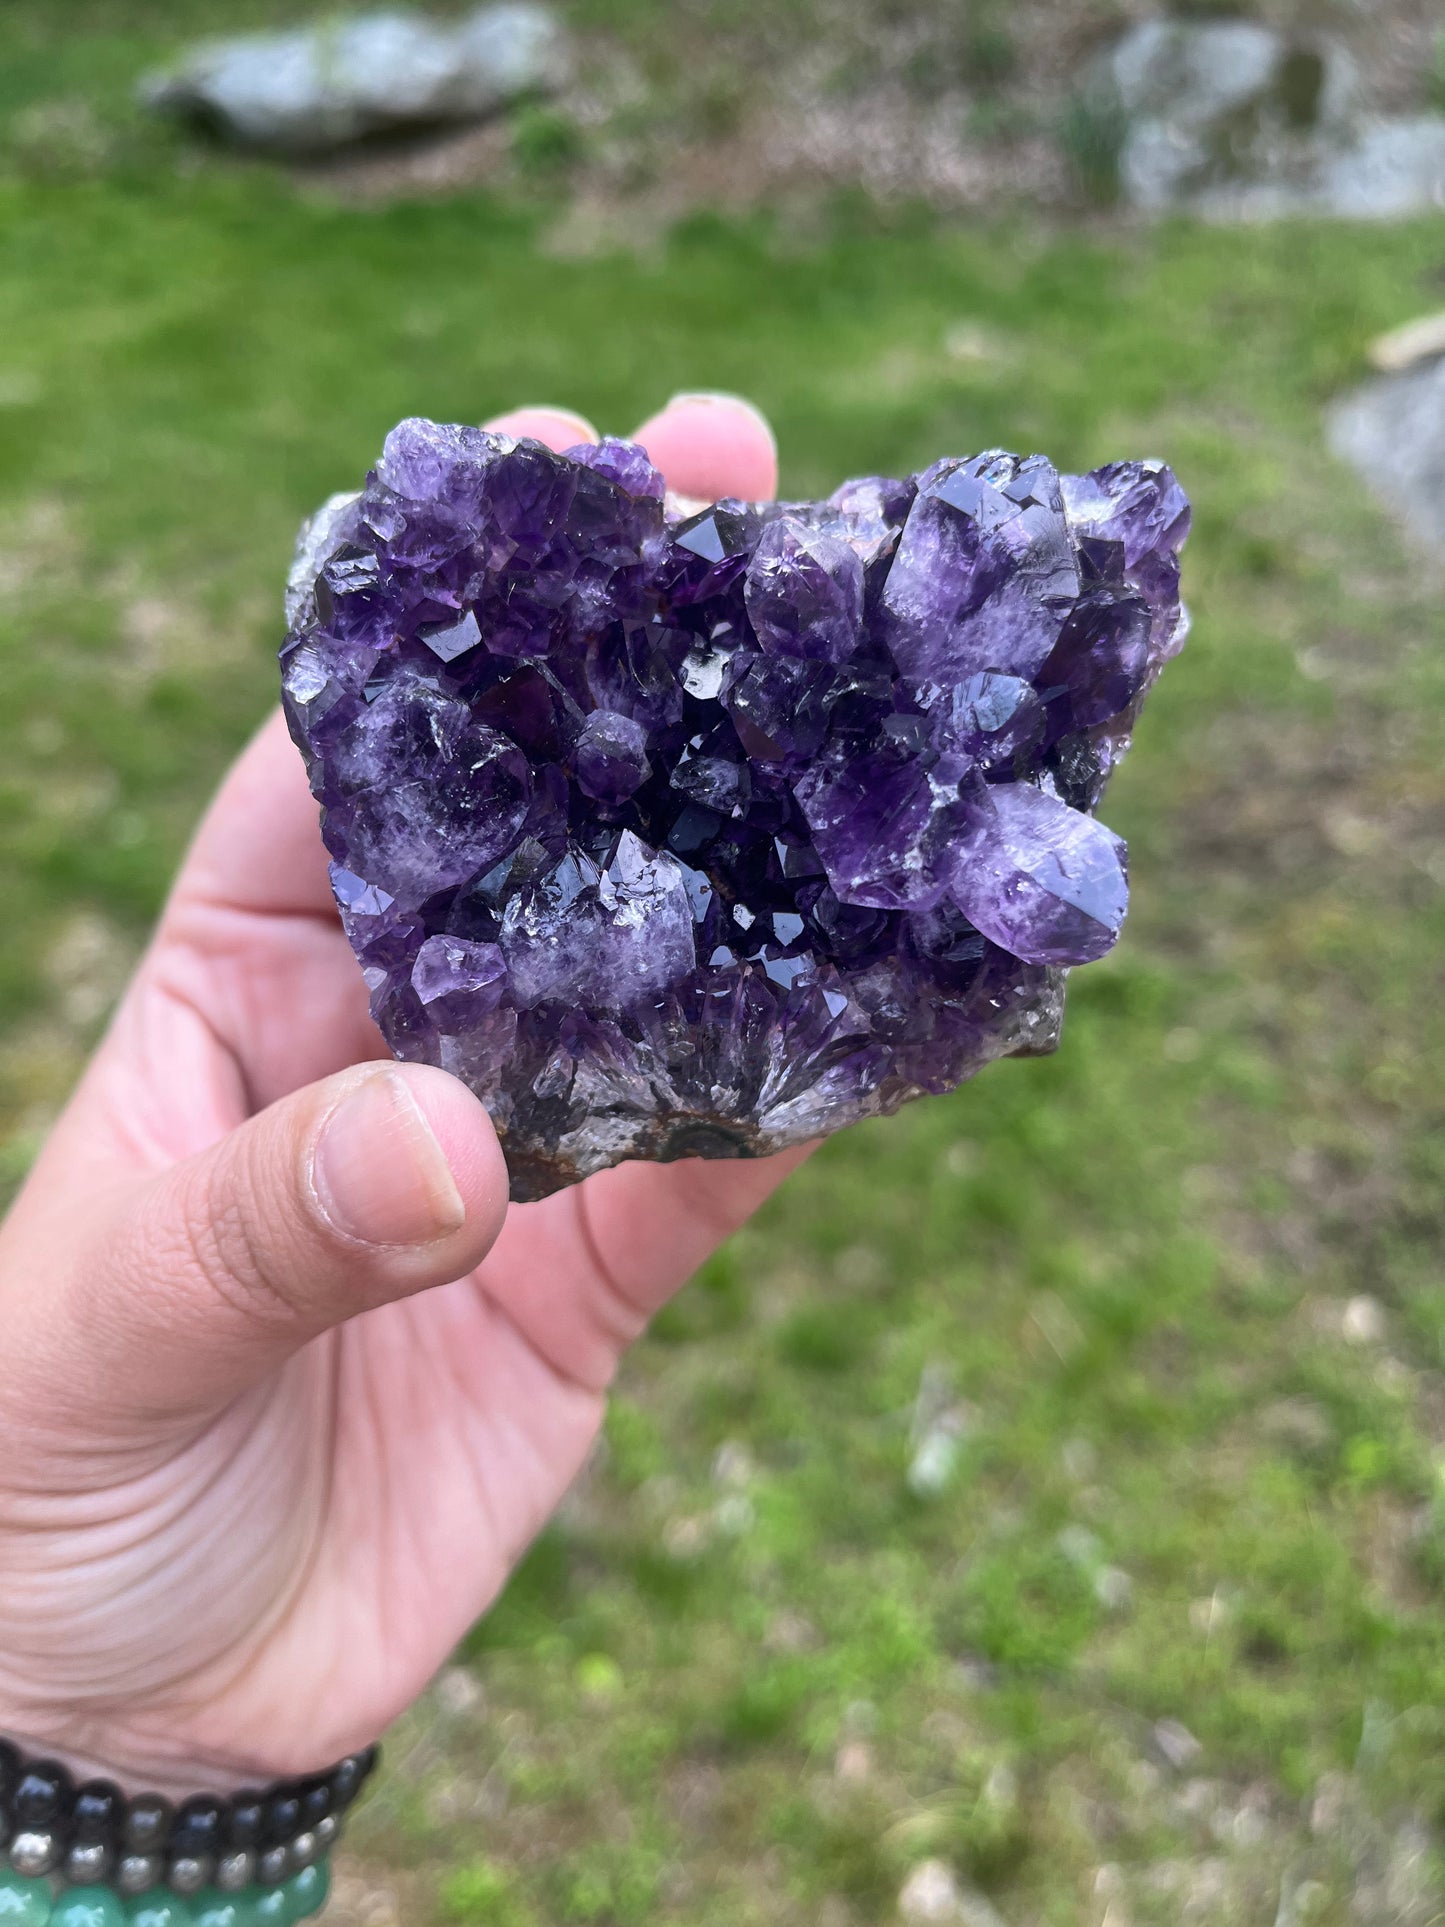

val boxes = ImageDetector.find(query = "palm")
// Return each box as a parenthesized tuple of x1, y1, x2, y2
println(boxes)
(105, 791, 767, 1769)
(0, 401, 799, 1785)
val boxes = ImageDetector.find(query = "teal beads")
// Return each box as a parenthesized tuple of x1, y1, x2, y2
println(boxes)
(50, 1895, 126, 1927)
(191, 1902, 244, 1927)
(237, 1867, 329, 1926)
(283, 1867, 328, 1922)
(126, 1895, 253, 1927)
(124, 1898, 194, 1927)
(0, 1869, 54, 1924)
(0, 1856, 334, 1927)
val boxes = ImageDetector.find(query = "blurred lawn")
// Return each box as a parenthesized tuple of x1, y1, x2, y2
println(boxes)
(3, 8, 1445, 1923)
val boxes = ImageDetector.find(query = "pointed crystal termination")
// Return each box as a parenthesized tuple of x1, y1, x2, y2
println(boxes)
(282, 419, 1189, 1200)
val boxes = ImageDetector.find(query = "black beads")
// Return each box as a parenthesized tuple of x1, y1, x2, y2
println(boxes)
(12, 1760, 71, 1830)
(261, 1788, 302, 1846)
(72, 1780, 124, 1844)
(298, 1779, 332, 1830)
(225, 1792, 265, 1851)
(123, 1794, 174, 1856)
(0, 1734, 378, 1897)
(170, 1795, 224, 1862)
(329, 1749, 376, 1811)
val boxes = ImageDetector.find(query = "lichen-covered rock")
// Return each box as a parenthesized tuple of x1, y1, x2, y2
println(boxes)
(141, 5, 565, 155)
(1086, 17, 1445, 225)
(282, 421, 1189, 1198)
(1093, 18, 1357, 212)
(1329, 354, 1445, 559)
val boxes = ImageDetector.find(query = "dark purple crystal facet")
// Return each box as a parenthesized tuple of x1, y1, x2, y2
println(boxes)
(282, 420, 1189, 1199)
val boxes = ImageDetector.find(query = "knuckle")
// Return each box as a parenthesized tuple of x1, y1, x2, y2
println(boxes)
(180, 1159, 304, 1332)
(168, 1125, 352, 1335)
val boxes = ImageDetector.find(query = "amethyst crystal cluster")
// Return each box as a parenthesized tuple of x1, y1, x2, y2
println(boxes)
(282, 419, 1189, 1199)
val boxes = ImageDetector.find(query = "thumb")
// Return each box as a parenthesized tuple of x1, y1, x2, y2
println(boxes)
(48, 1063, 509, 1423)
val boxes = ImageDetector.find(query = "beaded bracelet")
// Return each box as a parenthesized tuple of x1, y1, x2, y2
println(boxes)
(0, 1739, 378, 1926)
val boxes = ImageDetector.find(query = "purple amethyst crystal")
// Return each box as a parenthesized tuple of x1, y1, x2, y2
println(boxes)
(282, 420, 1189, 1199)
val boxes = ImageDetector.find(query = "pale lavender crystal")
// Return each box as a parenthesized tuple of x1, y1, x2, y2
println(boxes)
(793, 747, 966, 913)
(947, 781, 1129, 966)
(499, 832, 696, 1010)
(745, 518, 865, 663)
(880, 454, 1080, 689)
(282, 419, 1189, 1199)
(412, 933, 507, 1026)
(574, 709, 651, 804)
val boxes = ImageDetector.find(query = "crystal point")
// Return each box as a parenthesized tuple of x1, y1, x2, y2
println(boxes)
(283, 426, 1189, 1198)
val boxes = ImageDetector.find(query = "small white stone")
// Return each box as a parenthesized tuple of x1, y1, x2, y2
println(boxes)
(663, 1514, 709, 1558)
(713, 1493, 755, 1537)
(1342, 1295, 1385, 1344)
(711, 1439, 753, 1487)
(908, 1422, 964, 1497)
(1057, 1524, 1101, 1569)
(943, 323, 999, 365)
(763, 1610, 819, 1653)
(1230, 1801, 1267, 1849)
(1153, 1718, 1203, 1771)
(898, 1861, 1012, 1927)
(1094, 1565, 1134, 1613)
(434, 1664, 484, 1716)
(899, 1859, 962, 1922)
(1309, 1772, 1351, 1836)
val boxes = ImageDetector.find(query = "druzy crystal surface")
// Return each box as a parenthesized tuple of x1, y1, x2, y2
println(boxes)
(282, 420, 1189, 1199)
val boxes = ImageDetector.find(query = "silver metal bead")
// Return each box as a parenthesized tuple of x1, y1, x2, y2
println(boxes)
(314, 1815, 340, 1849)
(65, 1840, 112, 1885)
(258, 1844, 290, 1886)
(288, 1830, 319, 1870)
(117, 1852, 165, 1896)
(216, 1849, 256, 1892)
(169, 1854, 212, 1896)
(10, 1830, 60, 1878)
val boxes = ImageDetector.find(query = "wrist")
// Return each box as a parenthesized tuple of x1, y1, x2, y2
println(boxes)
(0, 1732, 246, 1808)
(0, 1699, 369, 1802)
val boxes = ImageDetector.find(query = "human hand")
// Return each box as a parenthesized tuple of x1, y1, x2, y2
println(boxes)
(0, 395, 805, 1794)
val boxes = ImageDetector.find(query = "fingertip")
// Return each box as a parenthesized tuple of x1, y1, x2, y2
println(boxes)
(390, 1063, 511, 1257)
(484, 406, 600, 453)
(632, 392, 778, 502)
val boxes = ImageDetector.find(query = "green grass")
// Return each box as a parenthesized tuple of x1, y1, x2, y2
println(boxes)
(3, 9, 1445, 1922)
